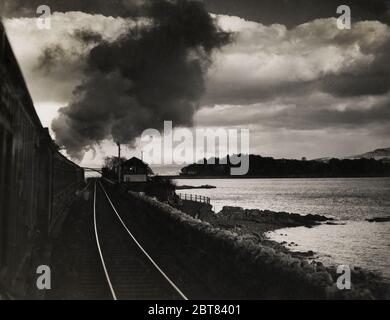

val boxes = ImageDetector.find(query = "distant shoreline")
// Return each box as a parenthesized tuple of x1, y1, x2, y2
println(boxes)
(164, 175, 390, 179)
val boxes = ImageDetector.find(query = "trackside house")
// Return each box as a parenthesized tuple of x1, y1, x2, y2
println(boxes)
(121, 157, 154, 182)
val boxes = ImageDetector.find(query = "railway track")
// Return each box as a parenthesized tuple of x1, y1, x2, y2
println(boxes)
(93, 180, 188, 300)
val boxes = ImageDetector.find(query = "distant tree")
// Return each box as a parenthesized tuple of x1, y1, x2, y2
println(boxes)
(102, 156, 127, 178)
(180, 154, 390, 178)
(103, 156, 127, 171)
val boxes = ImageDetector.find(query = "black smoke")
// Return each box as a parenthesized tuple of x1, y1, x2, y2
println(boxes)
(51, 0, 230, 159)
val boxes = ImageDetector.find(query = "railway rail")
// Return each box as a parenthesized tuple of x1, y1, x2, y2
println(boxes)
(93, 180, 188, 300)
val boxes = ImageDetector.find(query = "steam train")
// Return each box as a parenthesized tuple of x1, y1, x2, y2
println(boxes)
(0, 22, 84, 296)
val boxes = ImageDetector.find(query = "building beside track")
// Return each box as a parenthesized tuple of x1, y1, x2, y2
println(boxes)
(121, 157, 154, 183)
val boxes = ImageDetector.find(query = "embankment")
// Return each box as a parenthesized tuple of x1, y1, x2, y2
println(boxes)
(127, 191, 389, 299)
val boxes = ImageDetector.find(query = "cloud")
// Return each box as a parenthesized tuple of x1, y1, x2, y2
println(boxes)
(205, 0, 390, 27)
(204, 16, 390, 105)
(244, 126, 385, 160)
(3, 0, 389, 26)
(3, 4, 390, 162)
(194, 95, 390, 160)
(3, 12, 136, 104)
(197, 14, 390, 158)
(196, 93, 390, 130)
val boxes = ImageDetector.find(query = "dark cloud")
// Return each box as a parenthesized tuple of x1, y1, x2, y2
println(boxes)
(321, 73, 390, 97)
(308, 98, 390, 128)
(35, 44, 67, 73)
(0, 0, 144, 17)
(204, 79, 317, 106)
(34, 29, 102, 74)
(34, 30, 97, 76)
(51, 0, 230, 159)
(3, 0, 389, 25)
(202, 17, 390, 106)
(197, 93, 390, 132)
(73, 29, 103, 44)
(205, 0, 390, 27)
(321, 39, 390, 97)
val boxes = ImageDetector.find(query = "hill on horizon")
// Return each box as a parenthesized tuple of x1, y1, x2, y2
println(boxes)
(346, 147, 390, 160)
(314, 147, 390, 162)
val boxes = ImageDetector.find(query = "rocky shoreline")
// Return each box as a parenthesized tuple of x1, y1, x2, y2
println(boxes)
(138, 193, 390, 299)
(196, 205, 390, 298)
(201, 206, 334, 260)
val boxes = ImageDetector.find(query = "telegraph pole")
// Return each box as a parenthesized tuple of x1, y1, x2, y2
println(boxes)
(117, 142, 121, 183)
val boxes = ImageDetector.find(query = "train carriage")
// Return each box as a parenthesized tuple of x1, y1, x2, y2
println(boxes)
(0, 21, 84, 297)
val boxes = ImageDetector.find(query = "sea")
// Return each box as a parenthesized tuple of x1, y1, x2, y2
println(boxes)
(175, 177, 390, 280)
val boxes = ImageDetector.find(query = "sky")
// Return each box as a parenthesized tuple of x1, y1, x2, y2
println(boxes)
(1, 0, 390, 171)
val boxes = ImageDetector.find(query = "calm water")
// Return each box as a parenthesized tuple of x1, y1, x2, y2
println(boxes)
(175, 178, 390, 279)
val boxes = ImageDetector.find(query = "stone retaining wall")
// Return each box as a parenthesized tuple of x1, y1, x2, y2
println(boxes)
(175, 200, 213, 220)
(127, 191, 388, 299)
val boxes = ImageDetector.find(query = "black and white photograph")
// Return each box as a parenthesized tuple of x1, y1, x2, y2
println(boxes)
(0, 0, 390, 306)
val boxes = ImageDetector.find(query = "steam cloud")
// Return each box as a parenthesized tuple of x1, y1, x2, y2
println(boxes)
(49, 0, 230, 160)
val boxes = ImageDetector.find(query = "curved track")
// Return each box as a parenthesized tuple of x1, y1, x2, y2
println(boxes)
(93, 180, 188, 300)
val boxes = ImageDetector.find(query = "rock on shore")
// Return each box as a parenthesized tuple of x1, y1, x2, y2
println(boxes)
(218, 206, 332, 228)
(175, 184, 216, 190)
(366, 216, 390, 223)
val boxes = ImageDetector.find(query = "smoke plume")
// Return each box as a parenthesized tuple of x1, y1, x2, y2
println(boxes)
(50, 0, 230, 160)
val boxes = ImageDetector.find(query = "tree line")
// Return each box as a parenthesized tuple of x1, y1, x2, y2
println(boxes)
(180, 155, 390, 178)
